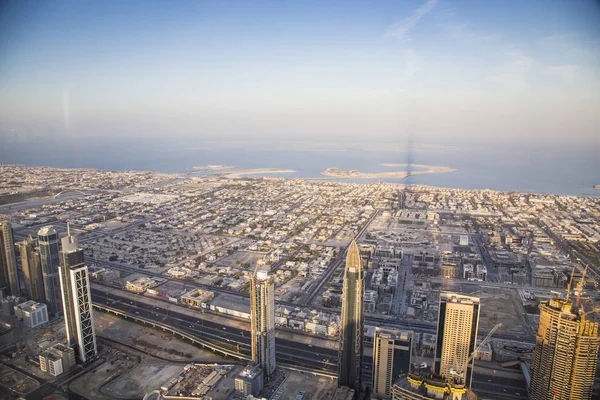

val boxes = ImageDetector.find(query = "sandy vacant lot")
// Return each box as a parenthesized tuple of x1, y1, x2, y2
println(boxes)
(94, 311, 224, 362)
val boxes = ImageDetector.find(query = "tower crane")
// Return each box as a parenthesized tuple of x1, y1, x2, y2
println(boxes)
(456, 323, 503, 382)
(575, 264, 589, 308)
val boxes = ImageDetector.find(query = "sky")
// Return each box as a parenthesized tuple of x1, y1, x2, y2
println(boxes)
(1, 0, 599, 146)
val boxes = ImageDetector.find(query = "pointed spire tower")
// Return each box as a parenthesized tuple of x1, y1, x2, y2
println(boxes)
(338, 240, 365, 391)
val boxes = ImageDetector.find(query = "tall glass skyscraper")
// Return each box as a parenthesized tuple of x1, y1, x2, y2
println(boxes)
(18, 236, 46, 303)
(38, 226, 62, 314)
(338, 240, 364, 391)
(0, 221, 20, 296)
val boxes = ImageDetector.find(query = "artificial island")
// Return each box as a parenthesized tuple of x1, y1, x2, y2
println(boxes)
(322, 163, 457, 179)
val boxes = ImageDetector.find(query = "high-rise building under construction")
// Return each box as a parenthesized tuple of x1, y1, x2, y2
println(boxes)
(250, 262, 276, 381)
(338, 240, 364, 391)
(530, 297, 599, 400)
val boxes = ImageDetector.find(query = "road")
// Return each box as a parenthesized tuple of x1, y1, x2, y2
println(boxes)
(91, 289, 530, 398)
(301, 209, 381, 306)
(92, 290, 339, 371)
(536, 220, 600, 279)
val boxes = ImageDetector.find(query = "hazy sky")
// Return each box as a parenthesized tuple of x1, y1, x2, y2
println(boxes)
(1, 0, 599, 145)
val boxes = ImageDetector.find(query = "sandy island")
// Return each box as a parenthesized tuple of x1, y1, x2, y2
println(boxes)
(193, 165, 235, 170)
(322, 163, 457, 179)
(221, 168, 296, 178)
(595, 184, 600, 190)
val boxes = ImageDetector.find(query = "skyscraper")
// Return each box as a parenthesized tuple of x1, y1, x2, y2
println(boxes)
(338, 240, 364, 391)
(373, 328, 413, 398)
(58, 229, 97, 363)
(530, 297, 599, 400)
(250, 262, 276, 380)
(38, 226, 62, 314)
(434, 293, 480, 388)
(18, 236, 46, 303)
(0, 221, 20, 296)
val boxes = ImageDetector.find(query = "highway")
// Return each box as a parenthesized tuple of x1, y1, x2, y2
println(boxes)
(92, 289, 529, 398)
(536, 219, 600, 279)
(92, 290, 340, 372)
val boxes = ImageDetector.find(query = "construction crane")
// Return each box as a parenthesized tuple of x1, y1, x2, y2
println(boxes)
(457, 323, 503, 381)
(575, 264, 589, 308)
(565, 266, 576, 302)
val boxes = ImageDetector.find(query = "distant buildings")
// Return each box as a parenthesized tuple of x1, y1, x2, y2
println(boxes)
(434, 293, 480, 388)
(372, 328, 413, 398)
(59, 229, 97, 363)
(18, 236, 46, 303)
(0, 221, 19, 296)
(530, 297, 599, 400)
(338, 240, 364, 392)
(38, 226, 62, 314)
(250, 262, 276, 381)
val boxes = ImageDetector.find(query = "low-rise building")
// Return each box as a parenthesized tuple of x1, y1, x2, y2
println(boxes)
(235, 364, 263, 396)
(14, 301, 48, 328)
(180, 288, 214, 308)
(476, 264, 487, 281)
(39, 343, 75, 377)
(364, 290, 378, 313)
(125, 277, 157, 293)
(0, 322, 14, 348)
(474, 340, 492, 361)
(440, 264, 460, 279)
(1, 296, 21, 316)
(532, 268, 555, 287)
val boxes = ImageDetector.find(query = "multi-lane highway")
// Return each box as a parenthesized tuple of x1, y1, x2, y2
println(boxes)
(92, 290, 339, 371)
(92, 289, 528, 398)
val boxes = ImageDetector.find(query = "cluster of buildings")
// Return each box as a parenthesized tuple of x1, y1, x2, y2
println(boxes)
(2, 166, 600, 399)
(0, 219, 98, 377)
(333, 239, 600, 400)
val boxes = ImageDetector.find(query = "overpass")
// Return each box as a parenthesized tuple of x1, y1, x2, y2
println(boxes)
(93, 302, 337, 379)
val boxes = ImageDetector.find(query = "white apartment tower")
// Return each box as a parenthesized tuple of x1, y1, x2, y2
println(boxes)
(250, 262, 276, 381)
(58, 228, 97, 363)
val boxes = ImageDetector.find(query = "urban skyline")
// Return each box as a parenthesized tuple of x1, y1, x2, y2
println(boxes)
(0, 1, 599, 398)
(0, 166, 598, 398)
